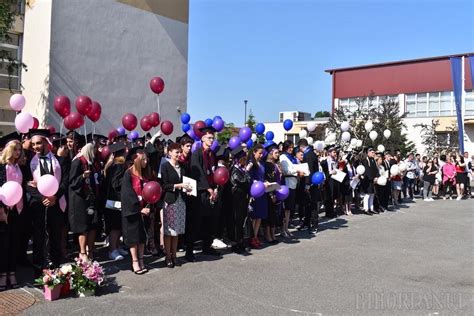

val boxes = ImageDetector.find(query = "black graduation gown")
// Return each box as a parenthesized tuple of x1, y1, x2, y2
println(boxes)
(121, 170, 147, 246)
(360, 158, 379, 194)
(68, 158, 98, 234)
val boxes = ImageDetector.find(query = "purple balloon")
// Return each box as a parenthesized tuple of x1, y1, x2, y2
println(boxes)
(128, 131, 139, 140)
(211, 139, 219, 152)
(250, 181, 265, 198)
(191, 141, 202, 153)
(275, 185, 289, 201)
(187, 128, 199, 141)
(228, 136, 241, 150)
(117, 127, 126, 135)
(212, 118, 225, 132)
(239, 127, 252, 142)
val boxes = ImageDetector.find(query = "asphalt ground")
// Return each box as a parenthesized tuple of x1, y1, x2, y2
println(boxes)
(10, 198, 474, 315)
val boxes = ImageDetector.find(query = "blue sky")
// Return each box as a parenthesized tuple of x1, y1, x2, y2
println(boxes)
(187, 0, 473, 126)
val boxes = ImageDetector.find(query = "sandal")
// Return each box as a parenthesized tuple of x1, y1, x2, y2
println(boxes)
(79, 252, 89, 261)
(132, 260, 145, 275)
(8, 273, 19, 289)
(0, 273, 7, 292)
(138, 257, 148, 273)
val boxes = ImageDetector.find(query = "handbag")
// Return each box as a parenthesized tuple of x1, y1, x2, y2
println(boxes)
(105, 199, 122, 210)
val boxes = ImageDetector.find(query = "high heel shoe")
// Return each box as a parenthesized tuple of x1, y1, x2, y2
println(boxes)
(166, 257, 175, 268)
(8, 273, 19, 289)
(0, 273, 7, 292)
(132, 260, 146, 275)
(139, 257, 148, 273)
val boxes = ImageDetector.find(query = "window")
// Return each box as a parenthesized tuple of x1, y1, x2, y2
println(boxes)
(406, 94, 416, 117)
(428, 92, 440, 116)
(279, 113, 283, 122)
(406, 91, 454, 117)
(440, 92, 452, 116)
(0, 32, 22, 90)
(466, 90, 474, 116)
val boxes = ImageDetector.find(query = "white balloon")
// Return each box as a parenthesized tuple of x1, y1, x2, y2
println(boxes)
(325, 133, 336, 144)
(306, 136, 314, 145)
(398, 162, 407, 172)
(350, 138, 358, 146)
(377, 144, 385, 153)
(365, 121, 373, 132)
(383, 129, 391, 139)
(299, 129, 308, 139)
(314, 141, 325, 152)
(307, 122, 317, 132)
(356, 140, 363, 148)
(369, 130, 378, 141)
(341, 131, 351, 142)
(340, 121, 350, 132)
(356, 165, 366, 175)
(390, 165, 400, 176)
(251, 134, 257, 142)
(377, 176, 387, 186)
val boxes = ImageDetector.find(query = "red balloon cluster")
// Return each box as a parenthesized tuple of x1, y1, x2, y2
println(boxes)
(64, 112, 84, 130)
(213, 167, 230, 186)
(87, 101, 102, 122)
(76, 96, 92, 116)
(122, 113, 138, 131)
(161, 120, 173, 135)
(54, 96, 71, 118)
(193, 120, 207, 139)
(149, 77, 165, 95)
(142, 181, 162, 204)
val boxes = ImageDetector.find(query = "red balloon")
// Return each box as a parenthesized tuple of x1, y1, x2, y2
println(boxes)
(99, 146, 111, 161)
(122, 113, 138, 131)
(142, 181, 162, 204)
(213, 167, 230, 186)
(32, 117, 39, 129)
(161, 120, 173, 136)
(149, 112, 160, 127)
(140, 116, 152, 132)
(149, 77, 165, 94)
(54, 96, 71, 118)
(64, 112, 84, 130)
(193, 120, 207, 139)
(87, 101, 101, 122)
(75, 96, 92, 116)
(47, 125, 56, 134)
(108, 129, 119, 140)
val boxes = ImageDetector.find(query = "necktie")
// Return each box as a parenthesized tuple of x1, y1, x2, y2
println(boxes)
(40, 156, 50, 175)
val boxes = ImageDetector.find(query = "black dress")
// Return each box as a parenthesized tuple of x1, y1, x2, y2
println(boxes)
(121, 170, 147, 246)
(230, 165, 252, 243)
(68, 157, 99, 234)
(103, 163, 126, 234)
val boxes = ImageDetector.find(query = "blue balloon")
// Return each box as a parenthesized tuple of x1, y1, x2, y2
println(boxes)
(128, 131, 139, 140)
(255, 123, 265, 135)
(117, 127, 126, 135)
(283, 119, 293, 131)
(265, 131, 274, 141)
(311, 172, 325, 185)
(181, 113, 191, 124)
(246, 139, 253, 148)
(213, 115, 222, 121)
(182, 123, 191, 132)
(205, 118, 213, 127)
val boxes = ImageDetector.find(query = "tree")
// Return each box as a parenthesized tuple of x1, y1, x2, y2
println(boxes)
(0, 0, 27, 91)
(415, 119, 458, 156)
(327, 93, 415, 156)
(217, 122, 236, 144)
(314, 111, 330, 118)
(245, 109, 256, 130)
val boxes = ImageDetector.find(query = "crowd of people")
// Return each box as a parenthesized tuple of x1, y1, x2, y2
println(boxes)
(0, 126, 472, 289)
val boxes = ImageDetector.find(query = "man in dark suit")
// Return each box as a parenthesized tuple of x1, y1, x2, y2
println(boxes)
(187, 127, 221, 261)
(360, 148, 379, 215)
(320, 146, 339, 218)
(297, 139, 320, 231)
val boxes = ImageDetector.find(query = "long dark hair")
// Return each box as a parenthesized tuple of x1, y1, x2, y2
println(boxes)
(247, 144, 264, 168)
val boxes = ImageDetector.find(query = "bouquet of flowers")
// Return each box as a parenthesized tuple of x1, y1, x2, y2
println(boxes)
(34, 268, 64, 289)
(70, 257, 105, 296)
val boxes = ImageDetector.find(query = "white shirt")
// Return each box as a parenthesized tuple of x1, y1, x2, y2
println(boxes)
(279, 154, 298, 189)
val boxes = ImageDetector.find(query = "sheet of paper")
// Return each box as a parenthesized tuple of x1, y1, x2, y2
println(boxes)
(350, 177, 360, 189)
(331, 170, 346, 183)
(265, 182, 281, 192)
(294, 163, 310, 176)
(182, 176, 197, 197)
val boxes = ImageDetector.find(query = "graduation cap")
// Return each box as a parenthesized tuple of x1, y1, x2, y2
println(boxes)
(176, 133, 194, 145)
(0, 132, 22, 148)
(126, 145, 145, 162)
(52, 136, 67, 147)
(115, 133, 128, 142)
(66, 130, 81, 140)
(145, 142, 158, 155)
(109, 142, 127, 155)
(325, 145, 337, 152)
(86, 133, 108, 145)
(215, 145, 230, 160)
(28, 129, 51, 139)
(231, 145, 246, 159)
(198, 126, 217, 134)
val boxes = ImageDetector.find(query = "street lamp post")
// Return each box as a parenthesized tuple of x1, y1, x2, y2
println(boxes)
(244, 100, 248, 126)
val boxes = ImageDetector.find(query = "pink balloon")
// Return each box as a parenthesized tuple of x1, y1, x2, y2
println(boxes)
(15, 112, 34, 133)
(1, 181, 23, 207)
(37, 174, 59, 197)
(9, 94, 26, 111)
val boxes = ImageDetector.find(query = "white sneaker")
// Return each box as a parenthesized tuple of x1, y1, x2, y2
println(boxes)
(211, 239, 228, 249)
(118, 247, 129, 256)
(424, 199, 430, 202)
(428, 198, 435, 201)
(456, 196, 462, 200)
(109, 249, 124, 261)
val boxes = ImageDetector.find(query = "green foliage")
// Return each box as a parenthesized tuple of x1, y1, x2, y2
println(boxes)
(217, 122, 235, 144)
(314, 111, 330, 118)
(414, 119, 458, 156)
(245, 109, 256, 130)
(327, 93, 415, 156)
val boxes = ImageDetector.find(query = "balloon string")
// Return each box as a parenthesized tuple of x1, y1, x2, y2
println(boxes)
(83, 119, 87, 144)
(156, 95, 160, 116)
